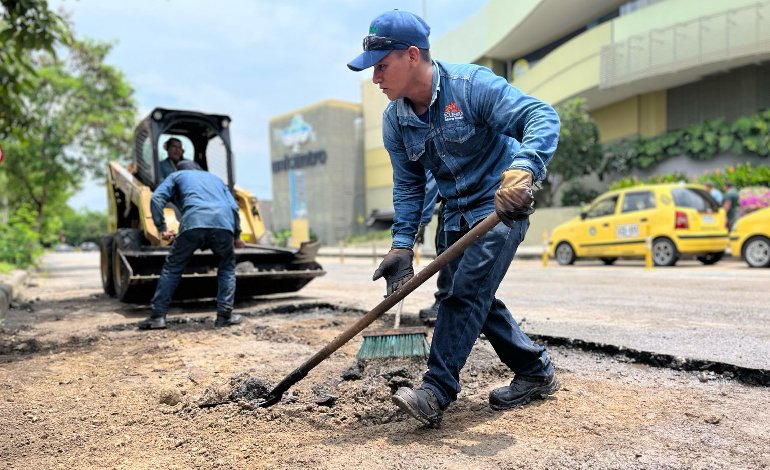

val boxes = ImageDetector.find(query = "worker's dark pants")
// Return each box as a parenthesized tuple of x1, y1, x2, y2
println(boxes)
(150, 228, 236, 318)
(422, 217, 553, 408)
(432, 202, 451, 306)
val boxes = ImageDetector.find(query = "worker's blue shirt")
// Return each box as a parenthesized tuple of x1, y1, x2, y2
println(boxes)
(151, 169, 240, 237)
(383, 60, 560, 248)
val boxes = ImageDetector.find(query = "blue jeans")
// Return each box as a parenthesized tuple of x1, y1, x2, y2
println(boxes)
(432, 201, 451, 304)
(150, 228, 236, 317)
(422, 217, 553, 408)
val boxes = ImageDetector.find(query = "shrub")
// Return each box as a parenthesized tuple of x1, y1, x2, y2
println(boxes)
(560, 183, 600, 206)
(0, 206, 43, 268)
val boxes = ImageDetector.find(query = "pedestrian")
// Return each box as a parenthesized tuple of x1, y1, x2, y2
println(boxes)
(416, 171, 449, 326)
(138, 160, 246, 330)
(705, 182, 723, 205)
(722, 180, 740, 229)
(349, 10, 561, 427)
(159, 137, 185, 182)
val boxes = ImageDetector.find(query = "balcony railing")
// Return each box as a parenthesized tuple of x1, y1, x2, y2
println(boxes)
(600, 1, 770, 88)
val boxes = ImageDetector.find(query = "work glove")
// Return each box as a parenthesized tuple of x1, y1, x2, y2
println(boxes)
(494, 169, 535, 227)
(372, 248, 414, 297)
(414, 224, 426, 245)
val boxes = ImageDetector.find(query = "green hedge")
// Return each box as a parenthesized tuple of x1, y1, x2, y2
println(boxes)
(601, 108, 770, 177)
(609, 163, 770, 191)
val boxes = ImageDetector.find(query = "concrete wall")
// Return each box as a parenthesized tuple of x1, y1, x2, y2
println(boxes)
(361, 79, 393, 215)
(591, 90, 667, 142)
(514, 22, 611, 104)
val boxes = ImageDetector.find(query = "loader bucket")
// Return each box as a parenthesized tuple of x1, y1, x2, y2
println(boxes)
(112, 240, 325, 303)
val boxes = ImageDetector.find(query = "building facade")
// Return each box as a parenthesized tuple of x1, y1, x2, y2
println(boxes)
(361, 0, 770, 213)
(269, 100, 365, 245)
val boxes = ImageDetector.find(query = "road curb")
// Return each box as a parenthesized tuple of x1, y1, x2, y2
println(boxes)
(0, 270, 29, 325)
(530, 333, 770, 387)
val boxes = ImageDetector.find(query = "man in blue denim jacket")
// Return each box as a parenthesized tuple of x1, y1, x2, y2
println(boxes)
(349, 10, 560, 427)
(138, 160, 246, 330)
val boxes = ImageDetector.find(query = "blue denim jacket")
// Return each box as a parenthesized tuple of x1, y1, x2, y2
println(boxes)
(420, 170, 438, 225)
(151, 170, 241, 237)
(383, 61, 560, 249)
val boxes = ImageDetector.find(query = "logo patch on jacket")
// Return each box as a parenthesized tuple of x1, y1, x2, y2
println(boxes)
(444, 102, 464, 121)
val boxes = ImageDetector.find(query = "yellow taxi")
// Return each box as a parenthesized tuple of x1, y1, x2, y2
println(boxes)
(729, 206, 770, 267)
(549, 183, 728, 266)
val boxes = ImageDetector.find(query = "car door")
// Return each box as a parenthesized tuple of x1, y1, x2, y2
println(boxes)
(611, 190, 657, 256)
(576, 195, 619, 257)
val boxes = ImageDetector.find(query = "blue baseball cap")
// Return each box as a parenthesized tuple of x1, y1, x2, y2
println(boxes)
(347, 10, 430, 72)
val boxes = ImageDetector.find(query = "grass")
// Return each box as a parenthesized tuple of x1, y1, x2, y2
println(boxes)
(0, 262, 15, 274)
(346, 229, 392, 245)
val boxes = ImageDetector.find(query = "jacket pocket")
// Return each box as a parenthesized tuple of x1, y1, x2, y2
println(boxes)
(442, 121, 475, 143)
(406, 140, 426, 161)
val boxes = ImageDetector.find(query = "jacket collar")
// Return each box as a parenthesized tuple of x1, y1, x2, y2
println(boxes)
(395, 61, 441, 124)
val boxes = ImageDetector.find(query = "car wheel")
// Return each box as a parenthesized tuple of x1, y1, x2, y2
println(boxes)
(555, 242, 576, 265)
(600, 257, 617, 265)
(696, 252, 723, 265)
(743, 236, 770, 268)
(652, 237, 679, 266)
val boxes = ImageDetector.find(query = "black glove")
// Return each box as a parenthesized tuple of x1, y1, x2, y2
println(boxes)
(494, 169, 535, 227)
(414, 224, 426, 245)
(372, 248, 414, 297)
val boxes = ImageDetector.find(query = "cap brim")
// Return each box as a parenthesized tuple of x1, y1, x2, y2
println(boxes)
(347, 50, 391, 71)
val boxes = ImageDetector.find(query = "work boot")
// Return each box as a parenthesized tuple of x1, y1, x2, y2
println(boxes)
(418, 302, 439, 325)
(214, 313, 242, 328)
(137, 314, 167, 330)
(489, 374, 559, 411)
(392, 387, 443, 428)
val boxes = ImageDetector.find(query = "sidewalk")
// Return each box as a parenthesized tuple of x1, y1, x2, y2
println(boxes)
(318, 244, 544, 260)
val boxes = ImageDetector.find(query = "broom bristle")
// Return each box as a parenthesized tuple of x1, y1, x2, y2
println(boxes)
(356, 328, 429, 360)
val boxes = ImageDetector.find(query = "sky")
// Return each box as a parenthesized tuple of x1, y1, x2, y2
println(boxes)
(59, 0, 487, 211)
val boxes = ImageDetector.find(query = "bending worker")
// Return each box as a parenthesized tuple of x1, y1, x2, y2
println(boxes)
(349, 10, 561, 427)
(138, 160, 245, 330)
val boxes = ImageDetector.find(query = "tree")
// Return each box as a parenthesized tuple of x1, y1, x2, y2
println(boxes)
(536, 98, 602, 207)
(2, 38, 136, 235)
(60, 207, 107, 246)
(1, 0, 70, 137)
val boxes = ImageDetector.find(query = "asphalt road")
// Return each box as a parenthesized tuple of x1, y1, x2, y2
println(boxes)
(311, 254, 770, 373)
(19, 251, 770, 373)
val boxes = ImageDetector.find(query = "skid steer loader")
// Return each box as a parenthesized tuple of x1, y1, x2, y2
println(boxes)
(100, 108, 325, 303)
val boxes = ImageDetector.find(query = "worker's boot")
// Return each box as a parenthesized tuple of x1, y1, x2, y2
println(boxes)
(418, 302, 439, 325)
(137, 313, 167, 330)
(392, 387, 443, 428)
(214, 313, 242, 328)
(488, 374, 559, 411)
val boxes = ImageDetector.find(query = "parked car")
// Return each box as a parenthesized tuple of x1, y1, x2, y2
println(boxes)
(729, 206, 770, 268)
(54, 243, 74, 252)
(79, 241, 99, 252)
(549, 183, 728, 266)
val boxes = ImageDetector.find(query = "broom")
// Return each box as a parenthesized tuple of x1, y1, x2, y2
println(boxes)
(356, 297, 430, 360)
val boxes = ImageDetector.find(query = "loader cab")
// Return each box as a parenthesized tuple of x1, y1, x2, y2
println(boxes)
(133, 108, 235, 190)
